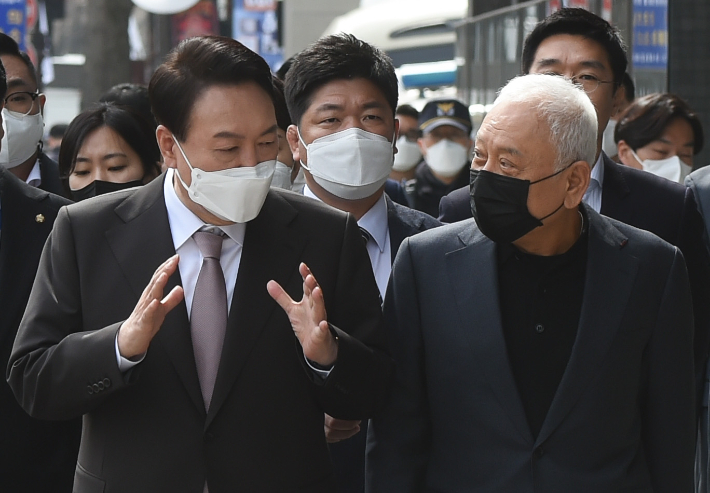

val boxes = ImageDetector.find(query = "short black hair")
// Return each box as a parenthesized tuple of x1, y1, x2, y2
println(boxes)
(0, 33, 38, 87)
(396, 104, 419, 120)
(284, 33, 398, 125)
(275, 55, 295, 81)
(49, 123, 68, 139)
(58, 102, 162, 196)
(0, 58, 7, 100)
(272, 76, 292, 132)
(522, 8, 627, 86)
(614, 93, 704, 155)
(149, 36, 274, 142)
(100, 83, 156, 129)
(621, 72, 635, 102)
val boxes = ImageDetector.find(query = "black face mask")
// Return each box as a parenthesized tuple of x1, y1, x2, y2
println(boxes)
(71, 179, 144, 202)
(469, 166, 569, 244)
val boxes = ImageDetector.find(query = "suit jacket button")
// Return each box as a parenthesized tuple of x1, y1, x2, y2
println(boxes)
(103, 378, 111, 388)
(92, 383, 100, 393)
(87, 385, 94, 395)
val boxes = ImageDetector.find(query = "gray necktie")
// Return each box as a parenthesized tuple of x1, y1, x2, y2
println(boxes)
(191, 229, 227, 411)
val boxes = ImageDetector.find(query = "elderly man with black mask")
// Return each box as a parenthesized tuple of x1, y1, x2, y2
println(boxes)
(367, 74, 695, 492)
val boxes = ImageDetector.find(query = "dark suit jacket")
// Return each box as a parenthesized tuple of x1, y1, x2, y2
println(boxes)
(438, 154, 710, 381)
(0, 167, 78, 492)
(7, 176, 392, 493)
(367, 207, 696, 492)
(329, 195, 440, 493)
(37, 151, 67, 198)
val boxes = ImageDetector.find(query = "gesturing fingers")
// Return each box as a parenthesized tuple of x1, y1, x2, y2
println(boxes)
(267, 279, 295, 314)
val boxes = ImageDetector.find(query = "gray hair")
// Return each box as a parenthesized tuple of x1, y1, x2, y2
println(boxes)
(493, 74, 598, 170)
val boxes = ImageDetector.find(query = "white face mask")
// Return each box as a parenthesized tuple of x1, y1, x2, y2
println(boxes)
(632, 150, 692, 184)
(173, 136, 275, 223)
(601, 119, 618, 157)
(392, 136, 422, 172)
(0, 109, 44, 169)
(299, 127, 394, 201)
(270, 161, 293, 190)
(424, 139, 469, 178)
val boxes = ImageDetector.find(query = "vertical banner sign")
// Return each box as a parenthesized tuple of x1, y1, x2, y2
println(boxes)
(565, 0, 590, 8)
(632, 0, 668, 70)
(601, 0, 613, 22)
(172, 0, 219, 45)
(233, 0, 282, 70)
(0, 0, 26, 50)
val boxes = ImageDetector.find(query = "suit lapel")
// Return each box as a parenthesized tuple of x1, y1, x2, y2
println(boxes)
(600, 155, 632, 224)
(206, 192, 305, 428)
(445, 222, 534, 445)
(105, 176, 205, 416)
(535, 208, 638, 445)
(386, 196, 423, 263)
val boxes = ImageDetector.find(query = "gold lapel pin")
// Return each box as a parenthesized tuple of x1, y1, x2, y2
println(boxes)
(35, 214, 45, 223)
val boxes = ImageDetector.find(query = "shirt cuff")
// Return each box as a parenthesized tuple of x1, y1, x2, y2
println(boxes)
(115, 326, 146, 372)
(304, 355, 333, 379)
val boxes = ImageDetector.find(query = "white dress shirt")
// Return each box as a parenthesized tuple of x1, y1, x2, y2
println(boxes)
(118, 171, 331, 377)
(303, 185, 391, 300)
(116, 170, 245, 370)
(25, 159, 42, 188)
(582, 153, 605, 213)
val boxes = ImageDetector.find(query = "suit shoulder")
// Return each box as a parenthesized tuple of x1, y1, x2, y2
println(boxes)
(266, 189, 351, 226)
(389, 200, 442, 230)
(614, 161, 687, 203)
(406, 218, 473, 251)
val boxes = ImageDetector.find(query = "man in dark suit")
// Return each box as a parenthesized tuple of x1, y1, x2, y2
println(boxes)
(367, 73, 695, 492)
(686, 166, 710, 492)
(0, 54, 79, 493)
(0, 33, 65, 197)
(284, 34, 440, 493)
(437, 9, 710, 383)
(8, 36, 391, 492)
(1, 166, 78, 491)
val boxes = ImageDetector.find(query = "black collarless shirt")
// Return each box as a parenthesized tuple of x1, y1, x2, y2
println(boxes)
(496, 210, 589, 439)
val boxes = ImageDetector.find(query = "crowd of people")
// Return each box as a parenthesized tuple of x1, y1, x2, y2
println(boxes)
(2, 6, 710, 493)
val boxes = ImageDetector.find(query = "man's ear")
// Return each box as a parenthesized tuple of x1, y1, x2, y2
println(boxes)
(39, 94, 46, 114)
(611, 83, 626, 118)
(564, 160, 591, 209)
(417, 137, 427, 157)
(616, 140, 642, 169)
(286, 124, 301, 164)
(156, 125, 178, 169)
(393, 119, 400, 155)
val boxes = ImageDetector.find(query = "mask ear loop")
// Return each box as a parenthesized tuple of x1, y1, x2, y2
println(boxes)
(531, 161, 576, 222)
(171, 135, 196, 192)
(529, 160, 575, 185)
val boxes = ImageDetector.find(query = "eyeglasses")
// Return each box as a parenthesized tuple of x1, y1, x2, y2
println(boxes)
(4, 91, 40, 115)
(542, 72, 615, 94)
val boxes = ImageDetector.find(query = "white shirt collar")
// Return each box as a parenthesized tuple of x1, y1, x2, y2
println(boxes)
(591, 153, 605, 187)
(163, 168, 246, 249)
(303, 184, 389, 253)
(25, 159, 42, 187)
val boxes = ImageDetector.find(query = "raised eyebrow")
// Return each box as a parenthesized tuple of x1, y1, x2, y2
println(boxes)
(313, 103, 344, 113)
(534, 58, 561, 69)
(7, 78, 32, 91)
(102, 153, 128, 160)
(362, 100, 387, 110)
(578, 60, 607, 72)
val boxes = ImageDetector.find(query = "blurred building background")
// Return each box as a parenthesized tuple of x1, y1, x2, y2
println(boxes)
(18, 0, 710, 168)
